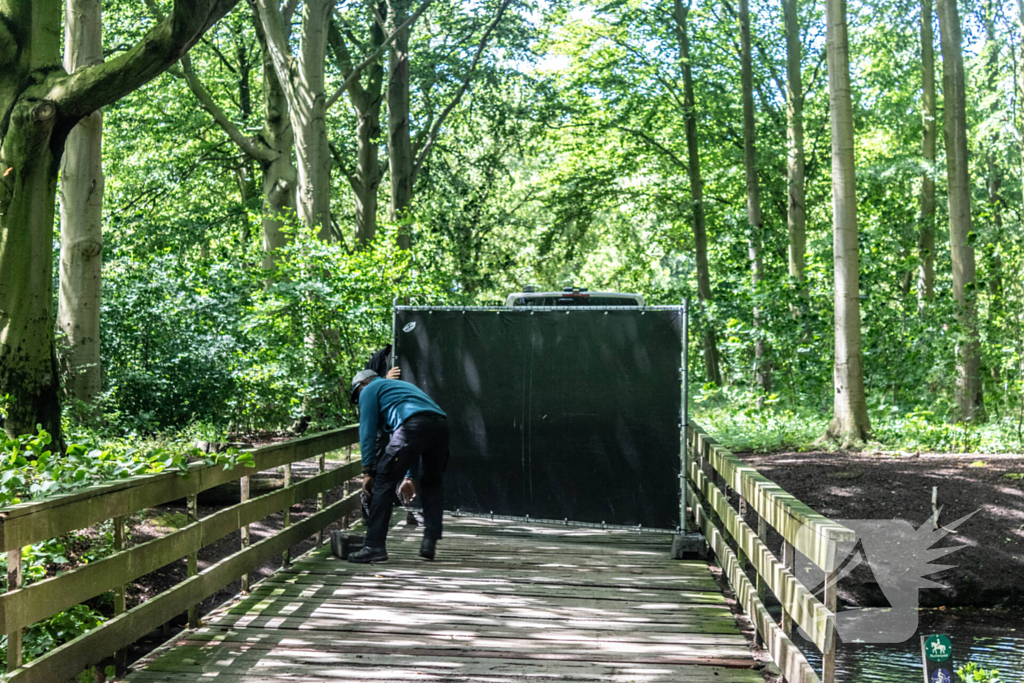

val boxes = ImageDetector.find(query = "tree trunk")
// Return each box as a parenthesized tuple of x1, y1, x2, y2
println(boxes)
(353, 100, 384, 246)
(1, 100, 64, 441)
(982, 8, 1002, 302)
(917, 0, 937, 307)
(937, 0, 984, 422)
(824, 0, 871, 446)
(57, 0, 104, 409)
(387, 0, 415, 249)
(0, 0, 237, 442)
(330, 6, 386, 246)
(1019, 0, 1024, 206)
(255, 9, 297, 269)
(675, 0, 722, 386)
(783, 0, 806, 290)
(739, 0, 770, 395)
(294, 0, 333, 241)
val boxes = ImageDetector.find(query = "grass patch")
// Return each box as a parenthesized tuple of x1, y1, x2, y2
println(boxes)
(148, 512, 190, 530)
(692, 386, 1024, 454)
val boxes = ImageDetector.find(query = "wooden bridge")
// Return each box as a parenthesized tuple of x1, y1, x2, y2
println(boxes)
(0, 423, 853, 683)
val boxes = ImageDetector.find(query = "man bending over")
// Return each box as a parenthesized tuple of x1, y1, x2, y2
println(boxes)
(347, 369, 449, 563)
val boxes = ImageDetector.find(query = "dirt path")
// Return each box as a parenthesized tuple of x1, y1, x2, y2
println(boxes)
(739, 450, 1024, 608)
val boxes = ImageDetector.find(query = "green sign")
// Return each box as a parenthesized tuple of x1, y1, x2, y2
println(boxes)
(922, 634, 953, 683)
(924, 635, 953, 663)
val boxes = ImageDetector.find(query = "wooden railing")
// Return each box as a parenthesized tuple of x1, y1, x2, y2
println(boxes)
(0, 425, 361, 683)
(684, 421, 855, 683)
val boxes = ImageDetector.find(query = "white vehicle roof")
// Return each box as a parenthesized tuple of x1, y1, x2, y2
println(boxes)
(505, 288, 645, 307)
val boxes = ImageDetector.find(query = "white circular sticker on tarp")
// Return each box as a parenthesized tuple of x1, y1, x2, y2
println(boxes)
(402, 322, 417, 333)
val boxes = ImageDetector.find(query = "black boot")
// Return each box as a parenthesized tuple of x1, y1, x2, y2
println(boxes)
(347, 546, 388, 563)
(419, 537, 437, 560)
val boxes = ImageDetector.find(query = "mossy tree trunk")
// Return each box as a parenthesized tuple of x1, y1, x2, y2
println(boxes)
(257, 0, 334, 241)
(330, 5, 387, 247)
(387, 0, 415, 249)
(0, 0, 238, 443)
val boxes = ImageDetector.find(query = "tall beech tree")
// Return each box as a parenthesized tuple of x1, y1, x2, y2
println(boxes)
(982, 6, 1003, 304)
(674, 0, 721, 386)
(782, 0, 806, 289)
(917, 0, 937, 306)
(256, 0, 333, 241)
(739, 0, 770, 395)
(825, 0, 870, 446)
(58, 0, 105, 408)
(0, 0, 237, 442)
(330, 5, 388, 246)
(937, 0, 984, 422)
(254, 0, 425, 242)
(176, 1, 298, 269)
(386, 0, 514, 249)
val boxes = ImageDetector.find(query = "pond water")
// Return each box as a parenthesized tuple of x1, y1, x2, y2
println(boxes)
(796, 609, 1024, 682)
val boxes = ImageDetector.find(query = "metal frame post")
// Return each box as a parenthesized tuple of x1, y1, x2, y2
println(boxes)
(680, 299, 689, 530)
(391, 297, 399, 367)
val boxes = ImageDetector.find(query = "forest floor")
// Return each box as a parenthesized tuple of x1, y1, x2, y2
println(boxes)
(739, 449, 1024, 609)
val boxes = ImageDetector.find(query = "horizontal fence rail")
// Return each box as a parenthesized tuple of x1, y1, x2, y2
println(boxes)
(0, 425, 361, 683)
(685, 420, 855, 683)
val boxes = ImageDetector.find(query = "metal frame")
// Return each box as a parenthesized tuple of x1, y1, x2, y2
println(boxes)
(393, 303, 688, 530)
(395, 305, 684, 312)
(680, 298, 689, 531)
(451, 510, 677, 534)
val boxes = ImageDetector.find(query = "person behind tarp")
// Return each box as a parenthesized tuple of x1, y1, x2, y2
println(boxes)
(365, 343, 400, 380)
(347, 369, 449, 563)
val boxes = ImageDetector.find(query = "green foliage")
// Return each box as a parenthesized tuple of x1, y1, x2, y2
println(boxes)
(245, 227, 450, 427)
(1, 428, 253, 509)
(0, 426, 253, 669)
(0, 605, 107, 670)
(958, 662, 1003, 683)
(694, 386, 830, 452)
(59, 0, 1024, 445)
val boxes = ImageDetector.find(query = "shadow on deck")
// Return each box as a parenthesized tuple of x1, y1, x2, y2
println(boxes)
(125, 515, 764, 683)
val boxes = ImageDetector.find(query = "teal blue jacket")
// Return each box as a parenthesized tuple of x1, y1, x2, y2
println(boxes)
(358, 378, 446, 469)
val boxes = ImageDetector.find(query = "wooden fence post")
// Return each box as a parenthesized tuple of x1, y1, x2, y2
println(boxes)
(240, 475, 250, 592)
(754, 512, 766, 648)
(281, 464, 292, 567)
(781, 539, 795, 636)
(316, 453, 326, 546)
(6, 547, 23, 673)
(185, 497, 199, 629)
(736, 496, 748, 568)
(343, 445, 355, 530)
(823, 566, 838, 683)
(113, 515, 129, 674)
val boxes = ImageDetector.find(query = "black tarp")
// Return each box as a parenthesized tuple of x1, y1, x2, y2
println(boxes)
(394, 308, 682, 528)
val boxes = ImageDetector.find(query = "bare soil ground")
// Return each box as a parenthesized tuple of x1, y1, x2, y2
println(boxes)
(738, 449, 1024, 608)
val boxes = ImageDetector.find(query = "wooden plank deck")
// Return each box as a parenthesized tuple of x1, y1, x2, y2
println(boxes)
(126, 516, 763, 683)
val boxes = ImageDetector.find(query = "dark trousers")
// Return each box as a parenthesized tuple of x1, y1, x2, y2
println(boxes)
(365, 413, 449, 547)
